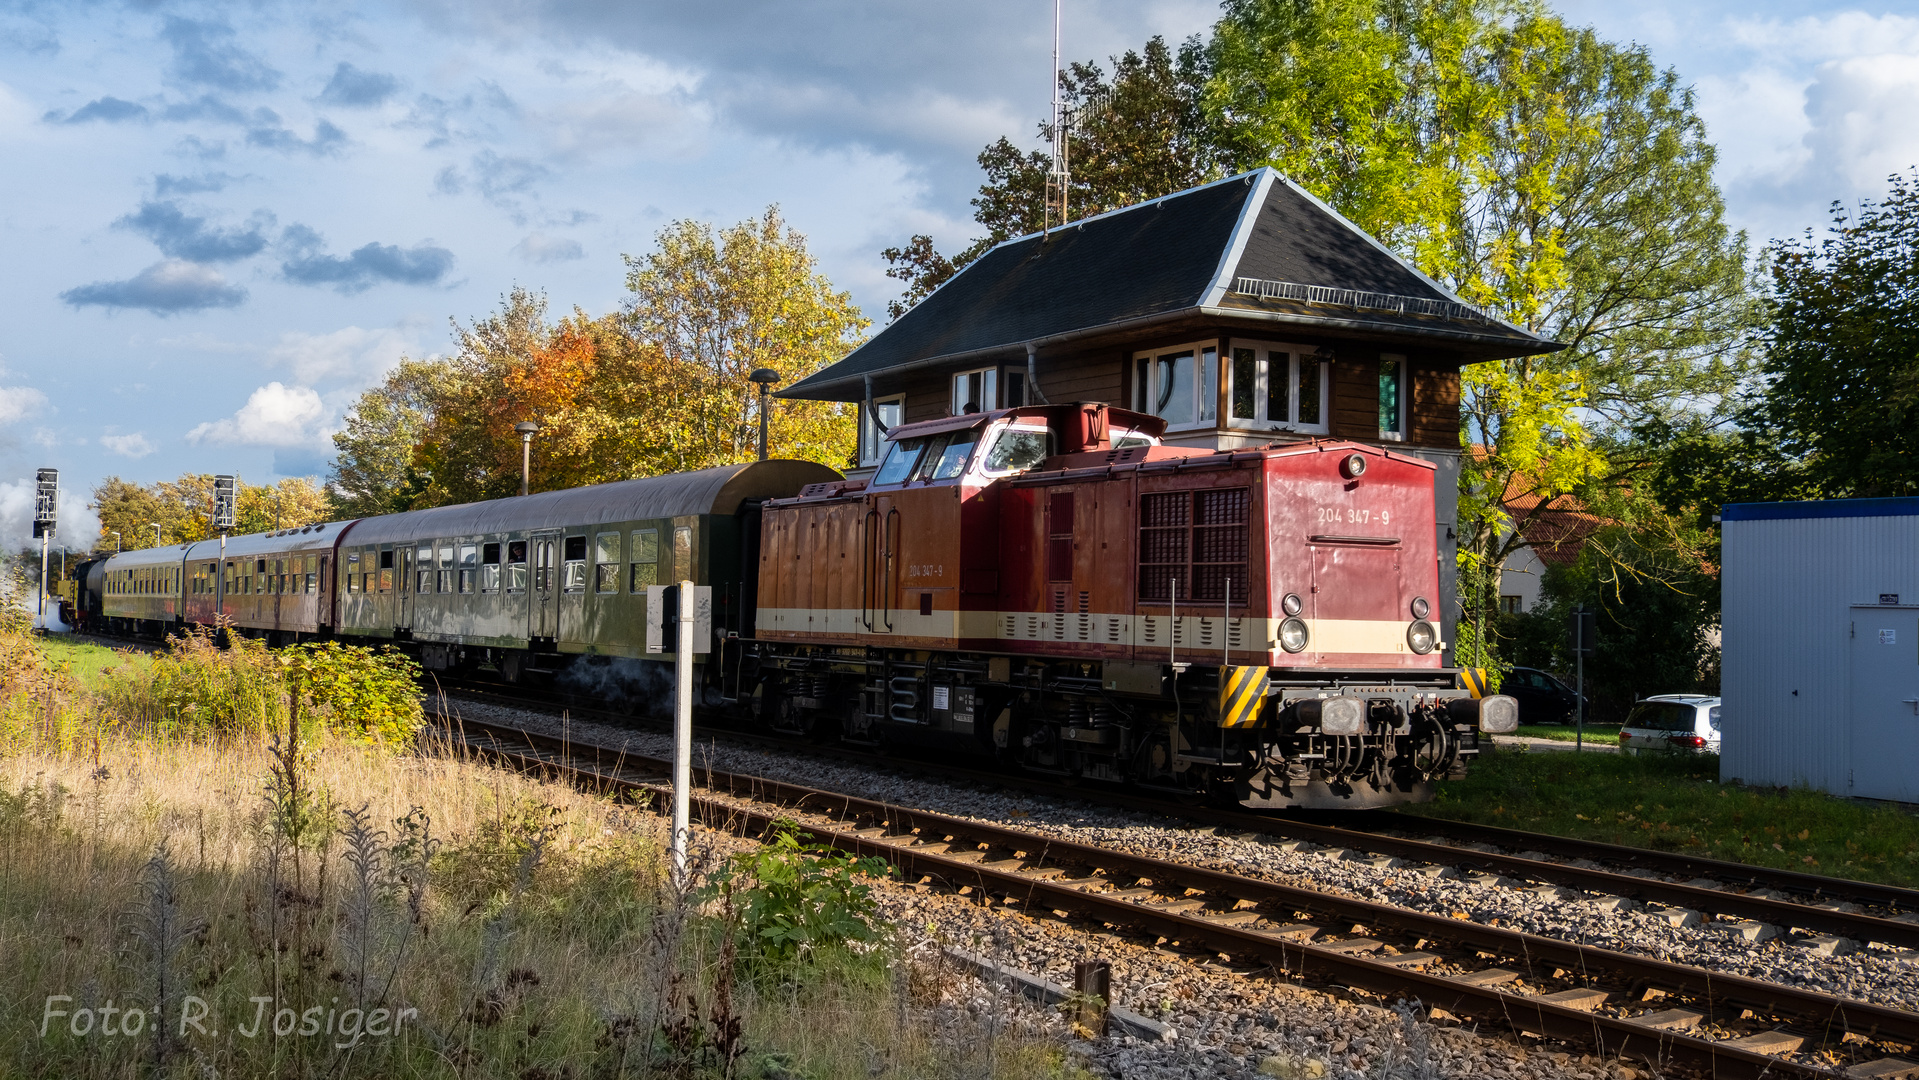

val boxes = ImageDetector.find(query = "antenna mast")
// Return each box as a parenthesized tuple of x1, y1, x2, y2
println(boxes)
(1045, 0, 1069, 232)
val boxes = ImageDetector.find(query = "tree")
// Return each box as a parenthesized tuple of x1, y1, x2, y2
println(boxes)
(329, 359, 439, 517)
(617, 207, 866, 472)
(1209, 1, 1756, 661)
(883, 36, 1225, 318)
(90, 474, 330, 549)
(1755, 170, 1919, 497)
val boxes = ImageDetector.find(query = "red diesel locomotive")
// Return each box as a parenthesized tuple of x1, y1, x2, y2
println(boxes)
(754, 401, 1514, 808)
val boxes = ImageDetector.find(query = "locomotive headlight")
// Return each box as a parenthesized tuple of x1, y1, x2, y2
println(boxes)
(1340, 453, 1367, 479)
(1407, 620, 1437, 654)
(1281, 592, 1303, 617)
(1279, 617, 1310, 653)
(1410, 596, 1430, 620)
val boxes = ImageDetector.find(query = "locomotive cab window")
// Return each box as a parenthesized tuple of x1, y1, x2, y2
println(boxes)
(871, 437, 923, 486)
(505, 540, 528, 593)
(929, 428, 979, 480)
(630, 528, 659, 591)
(562, 535, 588, 592)
(481, 542, 502, 593)
(981, 425, 1050, 476)
(594, 532, 621, 594)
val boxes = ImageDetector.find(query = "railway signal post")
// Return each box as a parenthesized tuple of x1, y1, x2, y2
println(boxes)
(32, 469, 57, 631)
(649, 581, 712, 887)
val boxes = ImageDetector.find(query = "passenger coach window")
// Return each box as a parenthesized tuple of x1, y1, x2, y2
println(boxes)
(630, 528, 658, 591)
(459, 544, 478, 593)
(437, 544, 454, 594)
(506, 540, 527, 593)
(481, 542, 502, 593)
(417, 544, 434, 593)
(982, 427, 1050, 475)
(379, 548, 395, 592)
(594, 533, 621, 594)
(562, 535, 587, 592)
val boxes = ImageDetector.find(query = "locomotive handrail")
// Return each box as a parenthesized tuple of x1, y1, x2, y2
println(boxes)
(860, 509, 879, 631)
(882, 507, 900, 632)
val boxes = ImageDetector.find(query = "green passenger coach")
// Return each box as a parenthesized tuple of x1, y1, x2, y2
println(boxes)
(332, 461, 839, 677)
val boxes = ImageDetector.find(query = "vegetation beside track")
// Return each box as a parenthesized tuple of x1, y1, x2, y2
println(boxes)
(1400, 745, 1919, 888)
(1512, 723, 1623, 744)
(0, 621, 1078, 1079)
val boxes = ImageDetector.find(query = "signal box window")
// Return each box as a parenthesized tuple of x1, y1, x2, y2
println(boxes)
(951, 367, 997, 415)
(1228, 342, 1328, 433)
(481, 542, 502, 593)
(1137, 488, 1249, 603)
(594, 532, 621, 594)
(506, 540, 528, 593)
(859, 396, 903, 466)
(1379, 353, 1408, 440)
(562, 535, 588, 592)
(630, 528, 659, 591)
(1132, 343, 1218, 429)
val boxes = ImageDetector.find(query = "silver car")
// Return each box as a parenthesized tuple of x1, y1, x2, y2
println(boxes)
(1618, 695, 1722, 755)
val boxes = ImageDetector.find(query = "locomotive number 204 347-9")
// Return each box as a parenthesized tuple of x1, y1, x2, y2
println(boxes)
(1316, 507, 1391, 525)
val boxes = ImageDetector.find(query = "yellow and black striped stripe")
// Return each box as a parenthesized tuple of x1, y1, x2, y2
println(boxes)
(1458, 668, 1491, 699)
(1218, 665, 1270, 728)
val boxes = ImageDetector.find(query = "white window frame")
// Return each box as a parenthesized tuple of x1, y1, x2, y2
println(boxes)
(1131, 340, 1219, 431)
(1225, 339, 1330, 435)
(950, 366, 998, 416)
(859, 395, 904, 466)
(1378, 353, 1409, 441)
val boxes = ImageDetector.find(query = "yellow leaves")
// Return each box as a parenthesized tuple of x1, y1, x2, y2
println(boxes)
(1797, 828, 1810, 840)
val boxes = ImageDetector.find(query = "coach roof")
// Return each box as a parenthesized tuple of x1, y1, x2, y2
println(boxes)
(338, 459, 843, 544)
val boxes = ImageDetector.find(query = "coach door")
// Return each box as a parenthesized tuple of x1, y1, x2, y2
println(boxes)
(530, 530, 561, 641)
(396, 546, 414, 630)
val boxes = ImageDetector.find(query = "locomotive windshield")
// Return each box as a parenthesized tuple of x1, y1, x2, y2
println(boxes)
(872, 438, 923, 484)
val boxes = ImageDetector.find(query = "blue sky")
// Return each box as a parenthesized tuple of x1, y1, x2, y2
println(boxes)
(2, 0, 1916, 547)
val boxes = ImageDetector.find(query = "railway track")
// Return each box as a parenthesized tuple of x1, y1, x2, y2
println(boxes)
(437, 679, 1919, 958)
(438, 709, 1919, 1079)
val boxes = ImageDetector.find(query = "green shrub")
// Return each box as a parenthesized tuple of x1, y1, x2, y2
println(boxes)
(282, 640, 424, 746)
(697, 820, 893, 969)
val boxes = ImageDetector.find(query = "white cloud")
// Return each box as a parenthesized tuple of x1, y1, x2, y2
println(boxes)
(100, 432, 156, 458)
(0, 383, 49, 426)
(0, 476, 102, 561)
(512, 232, 584, 263)
(263, 324, 421, 386)
(185, 382, 327, 447)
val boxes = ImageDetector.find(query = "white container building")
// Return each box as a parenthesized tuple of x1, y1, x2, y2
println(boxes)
(1722, 497, 1919, 803)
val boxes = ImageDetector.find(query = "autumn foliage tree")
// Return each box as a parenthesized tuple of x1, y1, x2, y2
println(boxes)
(329, 208, 865, 510)
(90, 475, 331, 550)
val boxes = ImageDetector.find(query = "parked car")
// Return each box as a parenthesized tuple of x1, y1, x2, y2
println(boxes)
(1618, 695, 1722, 755)
(1500, 666, 1582, 725)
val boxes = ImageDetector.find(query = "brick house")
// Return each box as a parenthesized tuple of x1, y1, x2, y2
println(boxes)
(780, 167, 1561, 652)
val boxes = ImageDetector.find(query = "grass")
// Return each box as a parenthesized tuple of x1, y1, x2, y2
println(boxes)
(0, 621, 1084, 1079)
(37, 634, 151, 693)
(1400, 746, 1919, 887)
(1512, 723, 1622, 744)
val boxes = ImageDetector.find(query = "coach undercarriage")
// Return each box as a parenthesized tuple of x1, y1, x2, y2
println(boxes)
(746, 643, 1494, 810)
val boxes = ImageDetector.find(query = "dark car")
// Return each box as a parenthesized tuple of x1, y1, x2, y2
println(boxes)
(1500, 666, 1581, 724)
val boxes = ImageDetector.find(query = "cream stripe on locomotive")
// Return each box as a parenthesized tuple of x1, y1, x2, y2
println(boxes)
(755, 608, 1434, 656)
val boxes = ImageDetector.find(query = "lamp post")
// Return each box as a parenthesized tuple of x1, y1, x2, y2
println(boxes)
(749, 368, 782, 462)
(515, 422, 540, 496)
(111, 531, 121, 553)
(150, 522, 161, 547)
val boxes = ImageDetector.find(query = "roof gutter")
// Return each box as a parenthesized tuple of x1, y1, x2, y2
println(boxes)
(780, 305, 1563, 401)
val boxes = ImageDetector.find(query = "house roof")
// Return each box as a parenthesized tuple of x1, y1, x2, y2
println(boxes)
(783, 168, 1561, 402)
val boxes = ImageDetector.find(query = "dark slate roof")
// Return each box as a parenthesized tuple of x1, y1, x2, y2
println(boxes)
(784, 168, 1557, 401)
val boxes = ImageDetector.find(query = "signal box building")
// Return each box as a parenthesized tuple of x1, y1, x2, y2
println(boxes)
(1722, 498, 1919, 803)
(782, 167, 1560, 653)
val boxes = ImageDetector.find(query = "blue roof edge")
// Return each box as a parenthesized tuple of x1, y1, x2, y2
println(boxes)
(1721, 497, 1919, 522)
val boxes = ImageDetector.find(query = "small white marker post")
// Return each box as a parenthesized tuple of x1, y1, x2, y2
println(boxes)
(671, 578, 695, 886)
